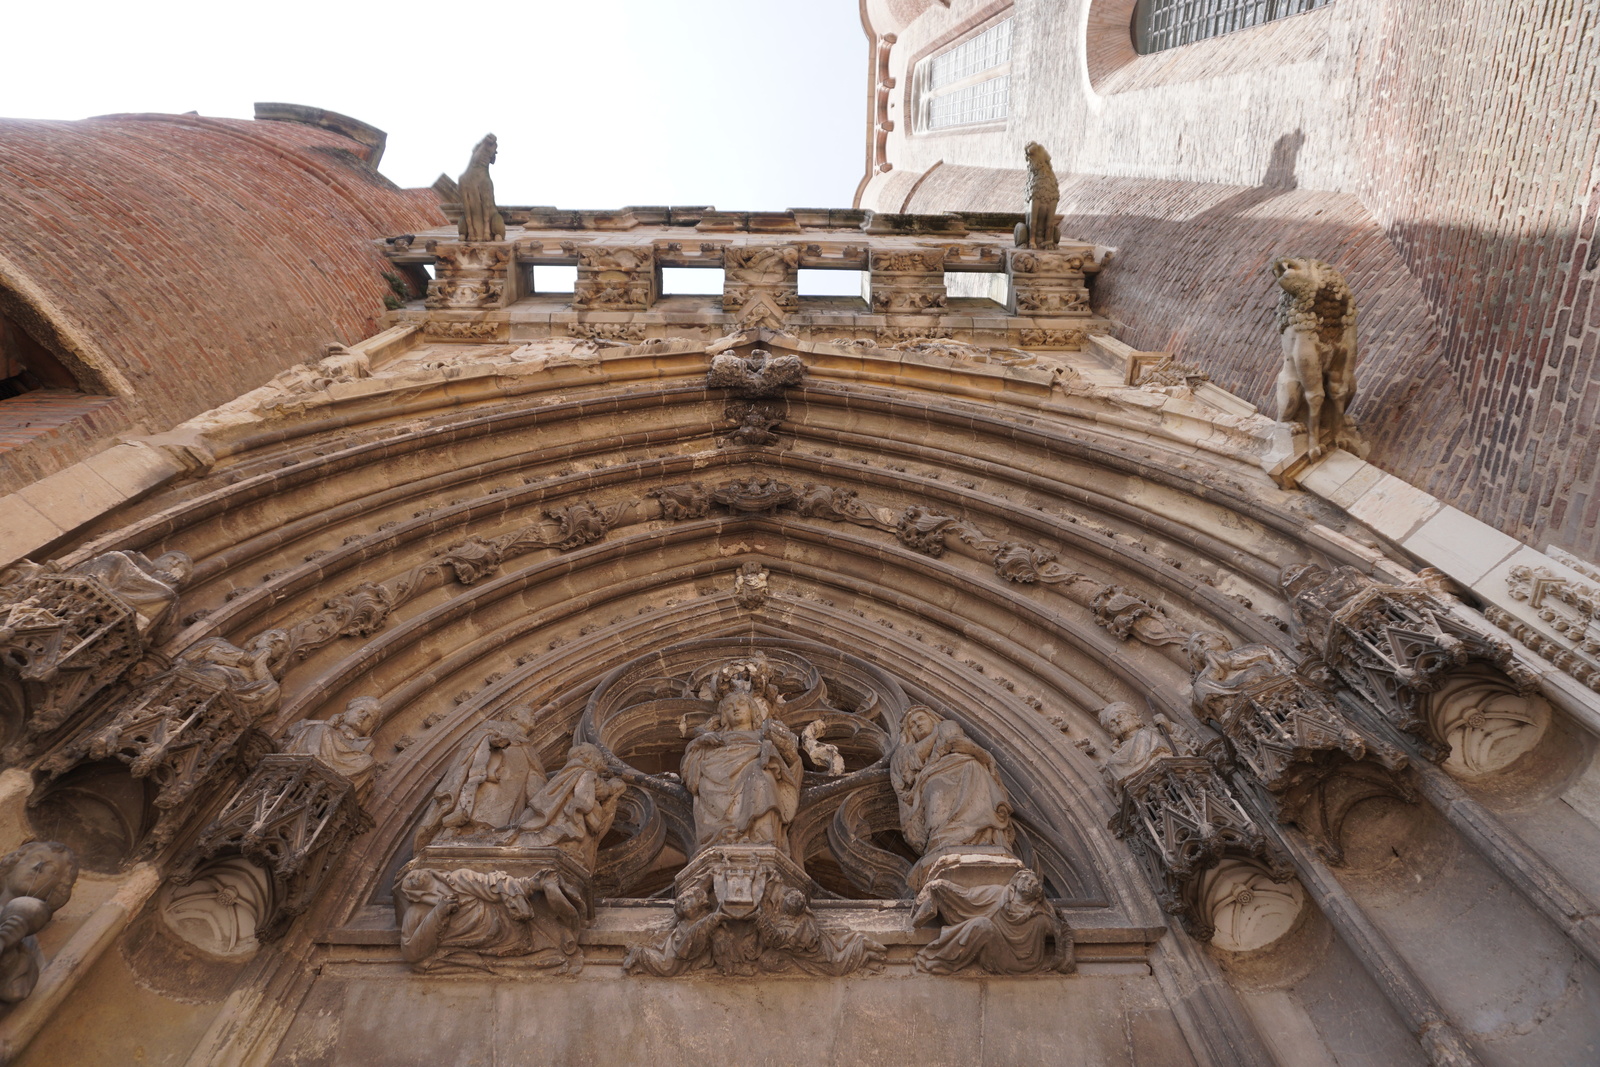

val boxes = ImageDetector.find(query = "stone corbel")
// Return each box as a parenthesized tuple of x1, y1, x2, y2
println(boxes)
(167, 753, 372, 945)
(0, 550, 192, 754)
(1005, 248, 1093, 317)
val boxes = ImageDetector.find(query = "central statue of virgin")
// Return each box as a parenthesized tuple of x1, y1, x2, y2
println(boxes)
(680, 666, 803, 853)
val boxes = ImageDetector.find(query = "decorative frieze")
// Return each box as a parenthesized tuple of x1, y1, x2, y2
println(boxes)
(868, 247, 948, 314)
(1005, 249, 1091, 316)
(572, 245, 655, 311)
(722, 245, 800, 314)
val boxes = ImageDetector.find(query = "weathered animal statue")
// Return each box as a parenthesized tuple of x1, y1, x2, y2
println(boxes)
(1014, 142, 1060, 250)
(458, 134, 505, 243)
(1273, 257, 1360, 459)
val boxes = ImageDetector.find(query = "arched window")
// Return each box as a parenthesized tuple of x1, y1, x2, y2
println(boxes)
(1132, 0, 1331, 55)
(914, 16, 1014, 131)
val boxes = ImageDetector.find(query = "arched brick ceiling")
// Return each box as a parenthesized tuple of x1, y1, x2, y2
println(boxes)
(0, 113, 445, 489)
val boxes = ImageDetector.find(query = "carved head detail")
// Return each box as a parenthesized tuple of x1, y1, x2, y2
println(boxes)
(564, 742, 609, 773)
(1097, 702, 1144, 743)
(1024, 141, 1052, 168)
(336, 696, 383, 737)
(675, 886, 711, 920)
(1183, 631, 1233, 672)
(0, 841, 78, 911)
(901, 705, 941, 744)
(471, 134, 498, 168)
(1009, 868, 1044, 904)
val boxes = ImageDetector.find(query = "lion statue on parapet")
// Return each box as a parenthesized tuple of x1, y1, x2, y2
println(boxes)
(1272, 257, 1363, 460)
(1014, 142, 1060, 250)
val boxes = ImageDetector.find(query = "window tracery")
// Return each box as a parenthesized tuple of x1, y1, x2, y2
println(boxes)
(1132, 0, 1331, 55)
(915, 16, 1013, 131)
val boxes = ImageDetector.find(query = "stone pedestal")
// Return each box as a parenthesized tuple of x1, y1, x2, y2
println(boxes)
(424, 242, 513, 310)
(573, 245, 656, 311)
(1005, 248, 1091, 316)
(677, 844, 809, 919)
(868, 247, 948, 313)
(907, 845, 1021, 896)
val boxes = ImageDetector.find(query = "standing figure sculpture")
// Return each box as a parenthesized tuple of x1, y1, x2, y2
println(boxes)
(890, 705, 1015, 857)
(414, 704, 544, 850)
(1272, 257, 1359, 460)
(513, 742, 626, 868)
(680, 671, 803, 852)
(1015, 142, 1060, 250)
(458, 133, 505, 243)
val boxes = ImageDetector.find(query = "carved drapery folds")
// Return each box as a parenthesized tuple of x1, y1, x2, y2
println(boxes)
(891, 706, 1072, 975)
(0, 841, 78, 1005)
(1100, 702, 1296, 943)
(1186, 631, 1413, 863)
(1282, 564, 1543, 767)
(397, 709, 625, 973)
(168, 697, 381, 946)
(0, 550, 192, 751)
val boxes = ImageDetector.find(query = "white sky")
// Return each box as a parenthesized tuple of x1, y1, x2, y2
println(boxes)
(1, 0, 869, 211)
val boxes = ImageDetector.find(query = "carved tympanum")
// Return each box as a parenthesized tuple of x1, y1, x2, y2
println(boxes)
(414, 704, 545, 851)
(888, 706, 1070, 974)
(0, 841, 78, 1004)
(1272, 257, 1359, 459)
(623, 847, 885, 977)
(681, 660, 803, 853)
(397, 717, 624, 973)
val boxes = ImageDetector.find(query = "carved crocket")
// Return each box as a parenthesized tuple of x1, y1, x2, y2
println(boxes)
(1272, 257, 1359, 460)
(1016, 142, 1060, 250)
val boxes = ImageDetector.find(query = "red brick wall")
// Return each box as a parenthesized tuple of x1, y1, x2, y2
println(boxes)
(0, 114, 445, 494)
(904, 165, 1465, 502)
(1357, 1, 1600, 555)
(870, 0, 1600, 560)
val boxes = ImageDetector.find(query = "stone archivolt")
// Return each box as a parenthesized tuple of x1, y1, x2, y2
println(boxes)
(5, 198, 1588, 1066)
